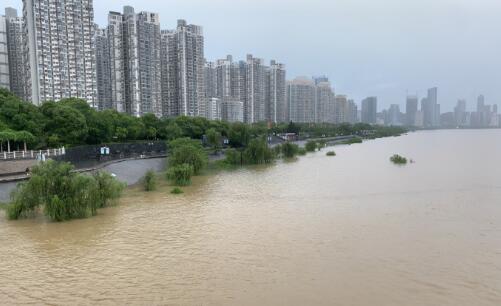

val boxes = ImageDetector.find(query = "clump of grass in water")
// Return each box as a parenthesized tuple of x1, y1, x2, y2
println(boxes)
(171, 187, 184, 194)
(390, 154, 407, 165)
(326, 151, 336, 156)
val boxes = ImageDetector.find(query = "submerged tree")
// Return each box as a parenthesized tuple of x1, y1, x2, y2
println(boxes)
(6, 160, 125, 221)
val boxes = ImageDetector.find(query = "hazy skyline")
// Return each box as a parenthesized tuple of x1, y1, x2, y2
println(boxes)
(3, 0, 500, 111)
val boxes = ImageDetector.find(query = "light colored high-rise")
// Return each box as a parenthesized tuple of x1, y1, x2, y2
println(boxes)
(287, 77, 317, 123)
(244, 54, 267, 123)
(361, 96, 377, 124)
(267, 60, 287, 123)
(5, 8, 27, 99)
(221, 99, 244, 122)
(107, 11, 126, 112)
(94, 27, 113, 110)
(161, 20, 205, 117)
(136, 11, 161, 117)
(0, 14, 10, 90)
(422, 87, 439, 127)
(315, 81, 335, 123)
(204, 61, 217, 100)
(23, 0, 96, 106)
(99, 7, 161, 117)
(387, 104, 401, 125)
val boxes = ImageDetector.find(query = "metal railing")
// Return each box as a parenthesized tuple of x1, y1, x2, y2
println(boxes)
(0, 147, 66, 161)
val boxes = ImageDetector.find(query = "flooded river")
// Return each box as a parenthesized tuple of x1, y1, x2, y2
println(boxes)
(0, 129, 500, 305)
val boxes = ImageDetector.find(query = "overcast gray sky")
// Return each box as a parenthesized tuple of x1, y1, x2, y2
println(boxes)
(3, 0, 501, 111)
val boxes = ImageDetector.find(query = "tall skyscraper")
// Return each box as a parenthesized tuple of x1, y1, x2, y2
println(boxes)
(0, 14, 10, 90)
(267, 60, 287, 123)
(334, 95, 349, 123)
(100, 7, 161, 116)
(454, 99, 466, 126)
(361, 96, 377, 124)
(94, 27, 113, 110)
(287, 77, 316, 123)
(107, 11, 126, 113)
(244, 54, 267, 123)
(422, 87, 439, 127)
(204, 61, 217, 100)
(315, 81, 335, 123)
(23, 0, 96, 106)
(5, 8, 27, 99)
(161, 20, 205, 117)
(405, 95, 418, 126)
(387, 104, 401, 126)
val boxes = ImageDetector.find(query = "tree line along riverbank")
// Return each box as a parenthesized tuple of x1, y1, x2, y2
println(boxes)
(0, 88, 406, 222)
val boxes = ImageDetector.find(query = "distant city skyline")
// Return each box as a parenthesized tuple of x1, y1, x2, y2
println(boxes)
(2, 0, 500, 112)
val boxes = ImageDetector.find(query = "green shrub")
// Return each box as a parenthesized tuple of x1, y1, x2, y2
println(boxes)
(342, 137, 363, 145)
(143, 170, 157, 191)
(390, 154, 407, 164)
(298, 148, 307, 155)
(305, 140, 317, 152)
(224, 148, 242, 165)
(170, 187, 184, 194)
(167, 163, 194, 186)
(326, 151, 336, 156)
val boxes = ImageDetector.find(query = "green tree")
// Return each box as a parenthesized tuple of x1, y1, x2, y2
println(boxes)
(41, 102, 88, 145)
(242, 138, 275, 164)
(206, 128, 222, 152)
(168, 138, 208, 175)
(6, 161, 125, 221)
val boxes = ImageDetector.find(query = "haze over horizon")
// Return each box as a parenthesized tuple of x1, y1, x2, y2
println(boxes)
(2, 0, 500, 112)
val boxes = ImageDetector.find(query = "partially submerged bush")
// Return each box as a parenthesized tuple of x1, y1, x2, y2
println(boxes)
(342, 137, 363, 145)
(170, 187, 184, 194)
(298, 148, 307, 156)
(167, 163, 194, 186)
(280, 142, 300, 159)
(143, 170, 157, 191)
(168, 138, 208, 175)
(390, 154, 407, 165)
(305, 140, 318, 152)
(6, 160, 125, 222)
(326, 151, 336, 156)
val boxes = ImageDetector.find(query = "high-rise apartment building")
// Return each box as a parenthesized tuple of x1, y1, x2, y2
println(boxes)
(107, 11, 126, 112)
(361, 96, 377, 124)
(315, 81, 335, 123)
(23, 0, 96, 106)
(422, 87, 439, 127)
(287, 77, 317, 123)
(94, 27, 113, 110)
(98, 7, 161, 116)
(405, 95, 418, 126)
(204, 61, 217, 100)
(267, 60, 287, 123)
(0, 15, 10, 90)
(244, 54, 267, 123)
(161, 20, 205, 117)
(5, 8, 27, 98)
